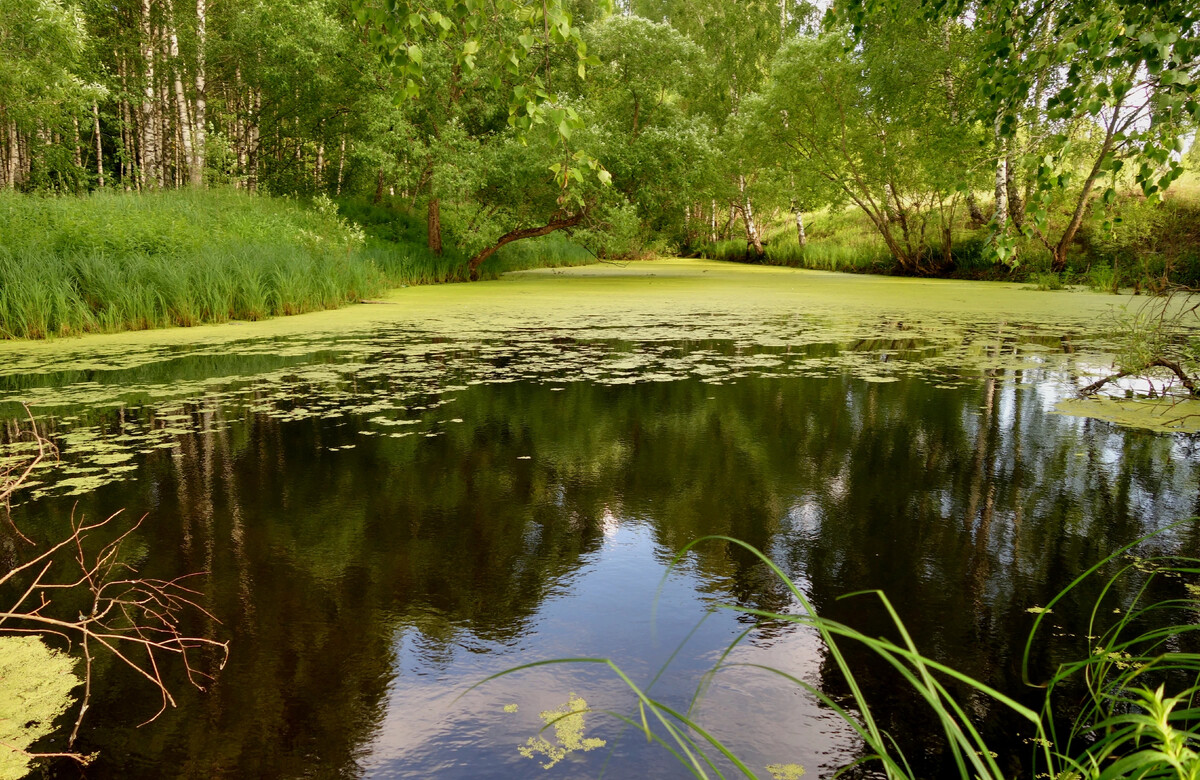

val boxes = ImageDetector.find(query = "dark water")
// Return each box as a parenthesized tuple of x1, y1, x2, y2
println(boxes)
(4, 324, 1199, 779)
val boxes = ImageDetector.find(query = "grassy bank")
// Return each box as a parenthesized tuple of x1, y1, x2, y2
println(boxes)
(703, 175, 1200, 290)
(0, 190, 595, 340)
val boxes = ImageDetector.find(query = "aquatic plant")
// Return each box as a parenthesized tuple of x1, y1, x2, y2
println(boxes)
(1081, 293, 1200, 397)
(481, 530, 1200, 779)
(0, 636, 82, 780)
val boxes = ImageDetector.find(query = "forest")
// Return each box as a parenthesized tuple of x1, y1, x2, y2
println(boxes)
(2, 0, 1199, 339)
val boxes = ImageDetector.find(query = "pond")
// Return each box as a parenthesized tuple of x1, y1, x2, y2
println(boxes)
(2, 260, 1198, 779)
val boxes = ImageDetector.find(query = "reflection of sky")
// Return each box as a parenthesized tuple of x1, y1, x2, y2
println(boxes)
(362, 519, 860, 778)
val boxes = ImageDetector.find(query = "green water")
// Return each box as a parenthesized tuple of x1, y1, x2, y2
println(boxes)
(2, 261, 1197, 778)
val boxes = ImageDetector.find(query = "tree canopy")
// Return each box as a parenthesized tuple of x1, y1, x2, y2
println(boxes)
(1, 0, 1197, 276)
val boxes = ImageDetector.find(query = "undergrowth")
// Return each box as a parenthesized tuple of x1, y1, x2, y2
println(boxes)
(703, 174, 1200, 288)
(0, 190, 596, 340)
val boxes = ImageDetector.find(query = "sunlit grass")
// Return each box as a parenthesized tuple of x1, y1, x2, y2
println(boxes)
(0, 190, 596, 339)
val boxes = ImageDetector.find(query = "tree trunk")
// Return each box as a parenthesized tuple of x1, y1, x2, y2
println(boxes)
(336, 136, 346, 196)
(1051, 146, 1113, 272)
(166, 0, 195, 186)
(140, 0, 160, 189)
(740, 174, 764, 258)
(710, 199, 717, 243)
(4, 121, 14, 189)
(965, 192, 986, 225)
(427, 197, 442, 255)
(72, 117, 83, 170)
(793, 205, 806, 247)
(160, 79, 172, 186)
(373, 168, 384, 204)
(1006, 149, 1023, 230)
(92, 102, 104, 187)
(993, 123, 1008, 233)
(192, 0, 206, 187)
(246, 89, 260, 193)
(468, 212, 584, 280)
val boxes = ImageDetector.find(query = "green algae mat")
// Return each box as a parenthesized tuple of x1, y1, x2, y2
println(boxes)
(1, 259, 1194, 499)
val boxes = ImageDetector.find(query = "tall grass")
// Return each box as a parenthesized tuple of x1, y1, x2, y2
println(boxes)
(0, 189, 377, 339)
(480, 529, 1200, 779)
(0, 190, 596, 340)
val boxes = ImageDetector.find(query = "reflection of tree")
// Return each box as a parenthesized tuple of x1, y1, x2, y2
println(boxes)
(7, 372, 1195, 777)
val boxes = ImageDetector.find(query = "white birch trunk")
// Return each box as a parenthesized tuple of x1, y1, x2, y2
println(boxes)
(140, 0, 160, 188)
(166, 0, 195, 186)
(192, 0, 206, 186)
(993, 116, 1008, 232)
(73, 117, 83, 169)
(4, 122, 15, 188)
(93, 102, 104, 187)
(740, 174, 763, 255)
(247, 89, 261, 193)
(336, 136, 346, 196)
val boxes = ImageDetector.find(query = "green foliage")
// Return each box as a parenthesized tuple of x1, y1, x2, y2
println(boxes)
(0, 636, 81, 779)
(1030, 271, 1066, 290)
(760, 20, 988, 273)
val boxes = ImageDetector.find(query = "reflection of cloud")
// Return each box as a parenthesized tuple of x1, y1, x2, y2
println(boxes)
(601, 506, 619, 538)
(361, 523, 861, 778)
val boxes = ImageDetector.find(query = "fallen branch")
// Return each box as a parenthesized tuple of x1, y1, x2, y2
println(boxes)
(1, 413, 229, 770)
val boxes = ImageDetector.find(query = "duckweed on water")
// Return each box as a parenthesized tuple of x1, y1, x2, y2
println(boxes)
(516, 693, 606, 770)
(1, 260, 1192, 500)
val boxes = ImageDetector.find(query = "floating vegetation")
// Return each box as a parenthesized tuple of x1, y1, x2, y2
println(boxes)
(1054, 397, 1200, 434)
(516, 693, 606, 770)
(0, 260, 1183, 501)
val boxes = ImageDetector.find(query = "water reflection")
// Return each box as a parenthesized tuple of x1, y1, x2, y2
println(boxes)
(4, 364, 1198, 778)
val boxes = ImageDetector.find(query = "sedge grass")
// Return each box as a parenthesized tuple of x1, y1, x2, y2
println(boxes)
(0, 190, 596, 339)
(477, 528, 1200, 779)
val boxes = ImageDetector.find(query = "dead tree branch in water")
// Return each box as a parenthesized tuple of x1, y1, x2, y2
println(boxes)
(1078, 290, 1200, 398)
(1, 411, 229, 768)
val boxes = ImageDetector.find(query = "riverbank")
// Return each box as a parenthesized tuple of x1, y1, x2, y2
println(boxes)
(0, 190, 594, 340)
(704, 176, 1200, 290)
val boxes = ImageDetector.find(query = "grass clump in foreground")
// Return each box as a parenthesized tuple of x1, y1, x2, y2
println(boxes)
(0, 190, 596, 340)
(479, 530, 1200, 779)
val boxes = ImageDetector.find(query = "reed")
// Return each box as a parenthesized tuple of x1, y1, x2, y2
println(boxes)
(0, 190, 596, 339)
(480, 528, 1200, 779)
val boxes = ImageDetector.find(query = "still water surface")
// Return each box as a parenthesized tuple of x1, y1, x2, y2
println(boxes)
(2, 263, 1198, 778)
